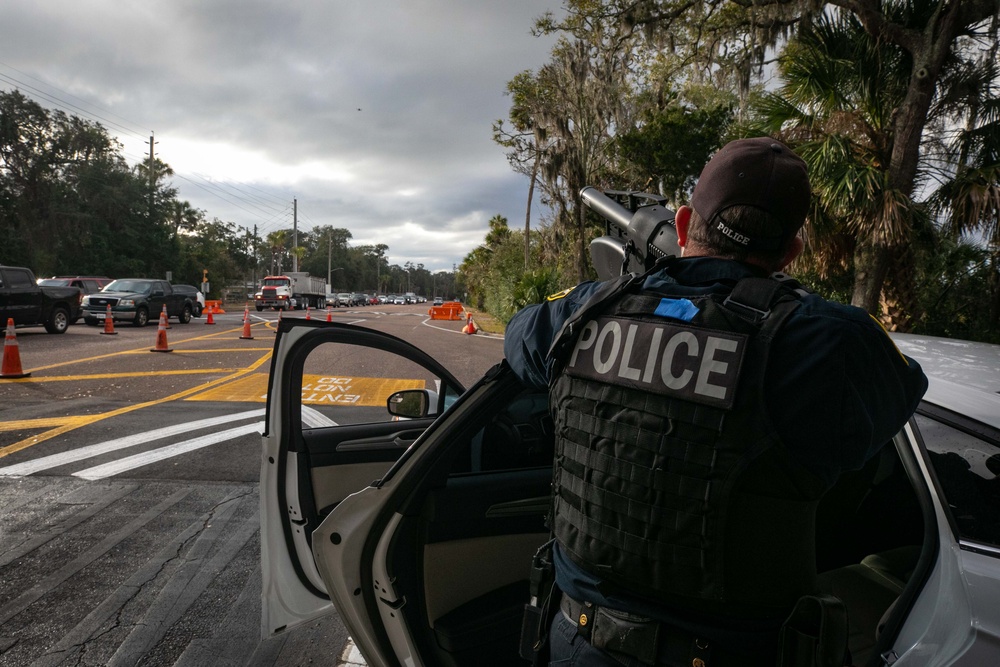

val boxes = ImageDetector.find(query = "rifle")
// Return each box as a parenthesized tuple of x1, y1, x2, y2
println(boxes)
(581, 187, 680, 281)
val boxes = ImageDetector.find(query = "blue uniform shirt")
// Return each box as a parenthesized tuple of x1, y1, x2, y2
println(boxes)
(504, 257, 928, 630)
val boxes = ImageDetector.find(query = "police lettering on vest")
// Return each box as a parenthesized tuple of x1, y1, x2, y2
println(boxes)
(564, 316, 747, 410)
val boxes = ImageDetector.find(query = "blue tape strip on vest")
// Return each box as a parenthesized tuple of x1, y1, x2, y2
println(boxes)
(654, 298, 699, 321)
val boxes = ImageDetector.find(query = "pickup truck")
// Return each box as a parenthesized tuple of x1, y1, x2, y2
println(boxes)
(0, 265, 82, 334)
(81, 279, 197, 327)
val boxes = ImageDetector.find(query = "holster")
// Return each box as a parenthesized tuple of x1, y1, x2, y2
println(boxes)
(777, 594, 849, 667)
(519, 539, 558, 666)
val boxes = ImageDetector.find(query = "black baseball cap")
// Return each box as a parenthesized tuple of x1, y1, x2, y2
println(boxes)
(690, 137, 810, 251)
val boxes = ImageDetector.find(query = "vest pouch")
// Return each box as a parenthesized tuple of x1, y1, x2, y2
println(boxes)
(777, 594, 849, 667)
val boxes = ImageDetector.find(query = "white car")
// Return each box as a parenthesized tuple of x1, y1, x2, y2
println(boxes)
(260, 319, 1000, 667)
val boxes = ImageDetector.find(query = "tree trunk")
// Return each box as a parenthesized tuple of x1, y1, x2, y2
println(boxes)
(851, 242, 890, 315)
(990, 251, 1000, 337)
(525, 155, 539, 271)
(853, 1, 965, 321)
(575, 190, 587, 282)
(879, 244, 922, 332)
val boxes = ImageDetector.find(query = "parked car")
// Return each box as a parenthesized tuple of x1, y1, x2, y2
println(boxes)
(81, 279, 196, 326)
(337, 293, 352, 308)
(170, 284, 206, 317)
(37, 277, 112, 322)
(0, 265, 82, 334)
(392, 295, 406, 305)
(39, 276, 112, 295)
(259, 321, 1000, 667)
(432, 296, 444, 306)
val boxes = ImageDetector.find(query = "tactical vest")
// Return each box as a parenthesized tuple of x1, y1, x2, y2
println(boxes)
(549, 270, 820, 614)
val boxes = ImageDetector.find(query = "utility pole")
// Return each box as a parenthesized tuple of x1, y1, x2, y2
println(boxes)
(253, 224, 258, 291)
(148, 133, 157, 219)
(292, 198, 298, 273)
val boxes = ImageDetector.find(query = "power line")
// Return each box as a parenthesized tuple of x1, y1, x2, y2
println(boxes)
(0, 64, 300, 235)
(0, 69, 148, 140)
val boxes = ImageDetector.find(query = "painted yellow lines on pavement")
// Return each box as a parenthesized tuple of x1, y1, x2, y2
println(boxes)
(0, 416, 92, 432)
(19, 325, 265, 374)
(189, 373, 425, 406)
(187, 375, 269, 403)
(0, 351, 273, 459)
(299, 376, 426, 407)
(5, 370, 243, 383)
(121, 348, 273, 354)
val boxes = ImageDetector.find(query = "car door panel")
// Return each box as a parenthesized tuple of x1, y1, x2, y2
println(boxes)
(301, 419, 436, 514)
(310, 368, 554, 666)
(261, 320, 463, 638)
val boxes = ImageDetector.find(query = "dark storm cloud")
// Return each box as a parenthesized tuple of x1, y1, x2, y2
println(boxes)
(1, 1, 561, 271)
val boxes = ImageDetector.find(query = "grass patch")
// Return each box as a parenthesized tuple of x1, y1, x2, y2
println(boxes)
(463, 307, 505, 335)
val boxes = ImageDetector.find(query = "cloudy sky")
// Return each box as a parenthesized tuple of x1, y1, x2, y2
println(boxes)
(1, 1, 565, 273)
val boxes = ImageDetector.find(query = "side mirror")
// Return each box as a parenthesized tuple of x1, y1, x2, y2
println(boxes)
(387, 389, 431, 419)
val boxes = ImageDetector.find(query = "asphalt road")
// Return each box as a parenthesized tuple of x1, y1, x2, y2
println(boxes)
(0, 303, 506, 666)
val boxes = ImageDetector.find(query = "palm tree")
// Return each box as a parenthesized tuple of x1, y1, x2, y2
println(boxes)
(749, 10, 923, 326)
(266, 230, 288, 274)
(931, 49, 1000, 331)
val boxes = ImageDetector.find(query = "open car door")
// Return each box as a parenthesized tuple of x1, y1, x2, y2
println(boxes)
(311, 360, 554, 667)
(261, 319, 464, 638)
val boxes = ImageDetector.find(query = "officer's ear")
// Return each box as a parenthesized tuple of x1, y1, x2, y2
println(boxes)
(778, 235, 804, 270)
(675, 206, 692, 253)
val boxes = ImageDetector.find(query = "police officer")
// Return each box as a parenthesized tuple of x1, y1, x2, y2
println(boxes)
(505, 137, 928, 666)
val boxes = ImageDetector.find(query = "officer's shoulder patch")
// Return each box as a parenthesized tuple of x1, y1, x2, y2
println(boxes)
(546, 287, 576, 301)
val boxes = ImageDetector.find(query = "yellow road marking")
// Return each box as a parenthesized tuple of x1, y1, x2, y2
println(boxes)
(0, 416, 92, 432)
(20, 325, 267, 373)
(189, 374, 425, 406)
(0, 351, 273, 458)
(3, 370, 243, 383)
(121, 348, 273, 354)
(300, 376, 425, 407)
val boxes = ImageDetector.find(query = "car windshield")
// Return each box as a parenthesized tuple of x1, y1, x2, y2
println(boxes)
(104, 280, 152, 294)
(38, 279, 71, 286)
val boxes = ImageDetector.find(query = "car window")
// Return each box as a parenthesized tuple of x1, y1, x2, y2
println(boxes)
(8, 270, 32, 288)
(448, 386, 554, 475)
(297, 340, 460, 431)
(919, 412, 1000, 548)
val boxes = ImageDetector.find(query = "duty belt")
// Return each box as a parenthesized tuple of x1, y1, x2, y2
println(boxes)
(560, 594, 712, 666)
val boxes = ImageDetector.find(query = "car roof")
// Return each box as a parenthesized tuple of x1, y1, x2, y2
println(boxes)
(891, 333, 1000, 430)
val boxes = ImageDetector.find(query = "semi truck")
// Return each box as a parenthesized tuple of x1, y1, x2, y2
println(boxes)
(254, 272, 327, 311)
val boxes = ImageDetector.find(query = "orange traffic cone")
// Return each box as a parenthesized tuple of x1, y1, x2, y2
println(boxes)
(161, 304, 172, 329)
(462, 313, 478, 335)
(239, 307, 254, 340)
(150, 309, 173, 352)
(101, 304, 118, 335)
(205, 308, 215, 325)
(326, 306, 332, 322)
(1, 318, 30, 378)
(305, 307, 312, 320)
